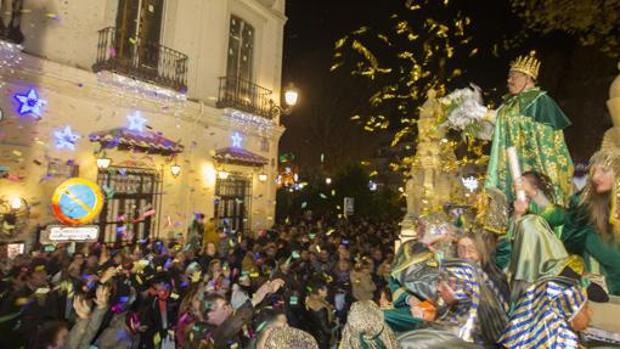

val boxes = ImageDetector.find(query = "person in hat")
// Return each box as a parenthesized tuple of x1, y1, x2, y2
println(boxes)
(340, 300, 399, 349)
(260, 324, 318, 349)
(485, 51, 573, 206)
(397, 259, 507, 348)
(383, 212, 457, 333)
(499, 276, 591, 349)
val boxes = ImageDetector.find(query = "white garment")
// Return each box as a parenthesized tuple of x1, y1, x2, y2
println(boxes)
(231, 283, 250, 309)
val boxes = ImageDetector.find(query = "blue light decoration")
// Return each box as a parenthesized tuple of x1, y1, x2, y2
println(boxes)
(14, 88, 47, 118)
(231, 132, 243, 148)
(53, 125, 81, 150)
(127, 111, 147, 132)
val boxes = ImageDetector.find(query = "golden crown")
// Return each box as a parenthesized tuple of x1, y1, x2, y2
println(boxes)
(510, 50, 541, 80)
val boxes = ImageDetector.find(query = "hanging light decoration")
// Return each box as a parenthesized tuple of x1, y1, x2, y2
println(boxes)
(284, 82, 299, 107)
(96, 154, 112, 170)
(170, 162, 181, 178)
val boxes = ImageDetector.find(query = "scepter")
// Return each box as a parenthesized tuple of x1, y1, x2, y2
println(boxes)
(507, 146, 527, 202)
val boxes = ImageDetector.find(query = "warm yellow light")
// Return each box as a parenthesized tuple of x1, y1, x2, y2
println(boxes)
(96, 156, 111, 170)
(218, 170, 230, 180)
(10, 197, 24, 210)
(258, 173, 268, 182)
(203, 163, 217, 186)
(325, 177, 332, 185)
(170, 163, 181, 178)
(284, 83, 299, 106)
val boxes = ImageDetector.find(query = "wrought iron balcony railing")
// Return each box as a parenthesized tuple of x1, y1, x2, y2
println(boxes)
(217, 76, 273, 119)
(93, 27, 188, 92)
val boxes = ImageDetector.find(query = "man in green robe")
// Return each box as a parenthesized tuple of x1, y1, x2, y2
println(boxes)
(485, 51, 574, 206)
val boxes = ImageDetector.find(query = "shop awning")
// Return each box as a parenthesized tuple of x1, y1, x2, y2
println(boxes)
(213, 147, 268, 167)
(89, 128, 184, 155)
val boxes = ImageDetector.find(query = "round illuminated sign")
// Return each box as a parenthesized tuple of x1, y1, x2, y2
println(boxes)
(51, 178, 104, 225)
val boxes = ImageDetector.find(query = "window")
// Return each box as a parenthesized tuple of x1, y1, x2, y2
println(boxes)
(227, 15, 255, 82)
(115, 0, 164, 67)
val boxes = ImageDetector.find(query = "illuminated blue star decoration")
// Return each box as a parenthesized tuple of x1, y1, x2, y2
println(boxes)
(53, 125, 81, 150)
(14, 89, 47, 118)
(127, 111, 147, 132)
(231, 132, 243, 148)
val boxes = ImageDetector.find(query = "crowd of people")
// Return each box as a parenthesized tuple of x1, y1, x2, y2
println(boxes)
(0, 216, 403, 349)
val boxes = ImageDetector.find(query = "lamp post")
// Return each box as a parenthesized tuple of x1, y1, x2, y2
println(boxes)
(270, 82, 299, 118)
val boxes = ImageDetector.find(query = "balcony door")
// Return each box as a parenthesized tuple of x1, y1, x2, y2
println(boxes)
(226, 15, 255, 108)
(116, 0, 164, 69)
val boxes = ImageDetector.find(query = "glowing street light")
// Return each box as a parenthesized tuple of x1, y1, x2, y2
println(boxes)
(170, 163, 181, 178)
(10, 197, 24, 210)
(284, 83, 299, 107)
(96, 155, 112, 170)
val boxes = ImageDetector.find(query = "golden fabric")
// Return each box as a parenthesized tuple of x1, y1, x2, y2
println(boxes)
(340, 300, 400, 349)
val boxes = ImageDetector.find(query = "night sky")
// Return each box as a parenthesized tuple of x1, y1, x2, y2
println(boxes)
(281, 0, 618, 173)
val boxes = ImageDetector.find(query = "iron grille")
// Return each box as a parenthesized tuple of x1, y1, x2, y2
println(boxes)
(96, 166, 163, 243)
(214, 175, 252, 233)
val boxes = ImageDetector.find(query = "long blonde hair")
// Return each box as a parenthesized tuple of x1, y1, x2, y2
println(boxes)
(581, 150, 620, 241)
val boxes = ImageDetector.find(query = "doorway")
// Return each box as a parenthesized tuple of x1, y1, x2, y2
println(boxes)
(214, 175, 251, 233)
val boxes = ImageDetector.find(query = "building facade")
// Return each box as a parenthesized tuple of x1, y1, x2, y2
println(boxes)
(0, 0, 288, 246)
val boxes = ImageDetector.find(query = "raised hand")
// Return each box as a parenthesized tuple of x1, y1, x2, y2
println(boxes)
(99, 266, 117, 284)
(94, 286, 110, 309)
(73, 296, 92, 319)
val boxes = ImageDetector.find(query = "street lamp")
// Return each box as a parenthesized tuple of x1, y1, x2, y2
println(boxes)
(170, 162, 181, 178)
(270, 82, 299, 118)
(284, 83, 299, 107)
(9, 197, 24, 210)
(258, 173, 268, 182)
(96, 154, 112, 170)
(325, 177, 332, 185)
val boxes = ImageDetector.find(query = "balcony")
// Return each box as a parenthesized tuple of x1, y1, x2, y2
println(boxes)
(92, 27, 188, 92)
(217, 76, 273, 119)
